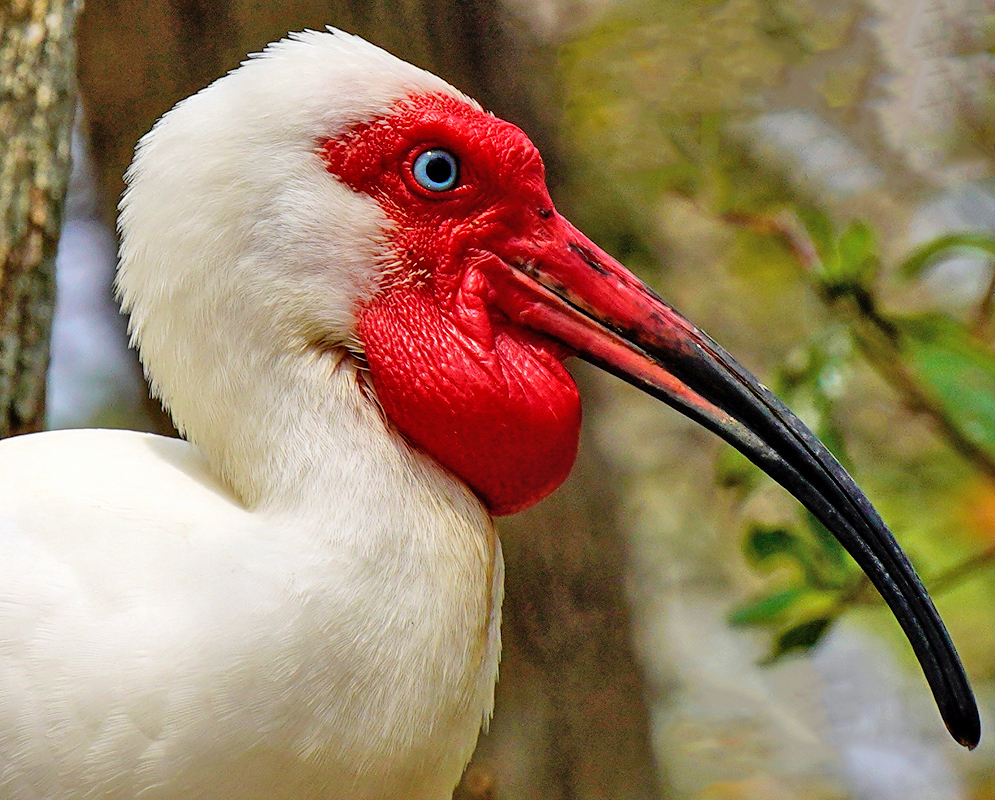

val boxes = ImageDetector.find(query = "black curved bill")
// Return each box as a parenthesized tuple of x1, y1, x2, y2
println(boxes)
(490, 214, 981, 749)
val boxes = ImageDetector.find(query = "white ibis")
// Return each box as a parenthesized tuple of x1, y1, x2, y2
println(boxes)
(0, 28, 979, 800)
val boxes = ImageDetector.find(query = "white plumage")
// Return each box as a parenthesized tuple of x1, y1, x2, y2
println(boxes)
(1, 30, 500, 800)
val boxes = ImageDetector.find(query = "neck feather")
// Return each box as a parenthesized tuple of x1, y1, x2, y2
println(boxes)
(171, 339, 485, 523)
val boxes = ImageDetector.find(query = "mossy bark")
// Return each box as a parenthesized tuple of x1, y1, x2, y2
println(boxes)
(0, 0, 81, 437)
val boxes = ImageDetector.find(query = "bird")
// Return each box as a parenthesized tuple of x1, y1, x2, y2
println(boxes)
(0, 27, 980, 800)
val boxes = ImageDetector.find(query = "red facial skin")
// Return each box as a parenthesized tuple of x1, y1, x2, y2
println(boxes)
(321, 94, 581, 516)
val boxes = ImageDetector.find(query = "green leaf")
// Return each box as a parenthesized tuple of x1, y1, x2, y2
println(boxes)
(764, 617, 834, 662)
(899, 232, 995, 279)
(743, 526, 803, 569)
(729, 587, 804, 626)
(795, 207, 835, 266)
(793, 213, 879, 290)
(899, 315, 995, 457)
(834, 221, 878, 285)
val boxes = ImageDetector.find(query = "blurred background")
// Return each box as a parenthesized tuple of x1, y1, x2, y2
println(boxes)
(7, 0, 995, 797)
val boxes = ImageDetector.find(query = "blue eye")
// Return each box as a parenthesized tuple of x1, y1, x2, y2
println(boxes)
(412, 149, 459, 192)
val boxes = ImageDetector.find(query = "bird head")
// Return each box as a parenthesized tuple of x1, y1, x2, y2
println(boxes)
(117, 29, 979, 749)
(322, 92, 582, 516)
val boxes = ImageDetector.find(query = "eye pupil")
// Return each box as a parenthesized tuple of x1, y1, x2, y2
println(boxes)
(412, 149, 459, 192)
(425, 156, 452, 184)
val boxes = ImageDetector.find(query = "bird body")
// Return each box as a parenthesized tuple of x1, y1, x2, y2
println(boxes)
(0, 424, 500, 799)
(0, 25, 979, 800)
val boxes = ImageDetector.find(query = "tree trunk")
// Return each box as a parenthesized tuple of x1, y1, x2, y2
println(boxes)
(0, 0, 81, 437)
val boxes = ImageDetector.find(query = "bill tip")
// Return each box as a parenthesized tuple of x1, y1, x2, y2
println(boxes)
(948, 711, 981, 750)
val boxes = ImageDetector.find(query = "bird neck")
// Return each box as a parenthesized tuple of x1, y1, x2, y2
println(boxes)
(171, 339, 480, 525)
(168, 342, 504, 779)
